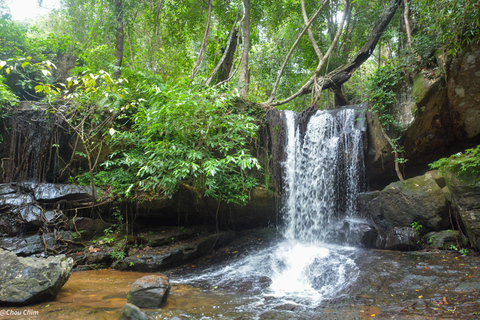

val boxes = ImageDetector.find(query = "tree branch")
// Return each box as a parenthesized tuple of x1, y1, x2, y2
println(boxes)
(266, 0, 348, 107)
(267, 0, 329, 103)
(264, 0, 402, 107)
(301, 0, 328, 61)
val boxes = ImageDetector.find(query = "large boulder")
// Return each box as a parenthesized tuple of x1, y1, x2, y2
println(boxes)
(127, 275, 171, 308)
(443, 172, 480, 251)
(361, 171, 450, 233)
(0, 249, 73, 305)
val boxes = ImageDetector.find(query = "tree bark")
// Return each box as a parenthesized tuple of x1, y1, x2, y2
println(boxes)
(190, 0, 213, 79)
(321, 0, 402, 90)
(238, 0, 250, 99)
(403, 0, 412, 48)
(113, 0, 124, 80)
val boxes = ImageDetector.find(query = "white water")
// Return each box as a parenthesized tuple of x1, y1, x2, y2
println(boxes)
(176, 106, 366, 315)
(267, 107, 365, 302)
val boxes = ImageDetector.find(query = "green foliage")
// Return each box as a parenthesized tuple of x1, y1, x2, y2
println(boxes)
(410, 0, 479, 57)
(365, 65, 404, 132)
(102, 74, 261, 205)
(449, 245, 469, 256)
(110, 249, 126, 260)
(429, 145, 480, 181)
(0, 74, 18, 105)
(411, 221, 423, 235)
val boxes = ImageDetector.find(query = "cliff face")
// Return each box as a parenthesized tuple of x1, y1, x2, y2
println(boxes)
(366, 42, 480, 189)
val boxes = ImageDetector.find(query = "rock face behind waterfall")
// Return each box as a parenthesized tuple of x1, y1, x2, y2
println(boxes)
(0, 249, 73, 305)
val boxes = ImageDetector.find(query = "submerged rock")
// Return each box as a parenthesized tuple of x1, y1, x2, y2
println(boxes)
(0, 249, 73, 305)
(122, 303, 148, 320)
(127, 275, 171, 308)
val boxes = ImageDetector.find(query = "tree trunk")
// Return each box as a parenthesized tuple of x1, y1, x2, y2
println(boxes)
(205, 9, 240, 86)
(238, 0, 250, 99)
(113, 0, 124, 80)
(190, 0, 213, 79)
(403, 0, 412, 48)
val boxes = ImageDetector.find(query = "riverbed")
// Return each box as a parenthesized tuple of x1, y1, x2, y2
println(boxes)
(6, 231, 480, 320)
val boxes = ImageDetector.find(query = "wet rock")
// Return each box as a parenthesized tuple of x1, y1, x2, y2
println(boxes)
(0, 231, 73, 256)
(68, 217, 111, 240)
(361, 171, 450, 232)
(113, 232, 236, 272)
(32, 183, 94, 202)
(380, 227, 421, 251)
(230, 187, 276, 229)
(0, 193, 35, 206)
(15, 205, 43, 228)
(0, 184, 16, 195)
(0, 210, 21, 236)
(122, 303, 148, 320)
(425, 230, 467, 249)
(444, 171, 480, 251)
(0, 248, 73, 305)
(127, 275, 171, 308)
(331, 219, 378, 248)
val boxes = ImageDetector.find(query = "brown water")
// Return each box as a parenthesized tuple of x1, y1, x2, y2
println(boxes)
(4, 246, 480, 320)
(5, 269, 266, 320)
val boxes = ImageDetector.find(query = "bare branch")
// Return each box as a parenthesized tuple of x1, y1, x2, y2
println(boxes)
(266, 0, 347, 107)
(301, 0, 327, 61)
(267, 0, 329, 103)
(264, 0, 403, 108)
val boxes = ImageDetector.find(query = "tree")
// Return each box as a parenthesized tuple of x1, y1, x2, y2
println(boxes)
(238, 0, 250, 98)
(113, 0, 125, 79)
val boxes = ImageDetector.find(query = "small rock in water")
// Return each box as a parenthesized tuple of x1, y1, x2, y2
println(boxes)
(122, 303, 148, 320)
(127, 274, 171, 308)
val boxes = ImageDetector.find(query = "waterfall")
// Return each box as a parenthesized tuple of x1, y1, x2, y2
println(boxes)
(176, 105, 366, 311)
(282, 107, 366, 243)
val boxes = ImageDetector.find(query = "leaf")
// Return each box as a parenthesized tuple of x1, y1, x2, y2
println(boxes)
(21, 61, 30, 68)
(0, 61, 6, 68)
(5, 68, 10, 74)
(41, 69, 50, 76)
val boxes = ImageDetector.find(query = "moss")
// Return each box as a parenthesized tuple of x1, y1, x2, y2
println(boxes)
(413, 73, 430, 104)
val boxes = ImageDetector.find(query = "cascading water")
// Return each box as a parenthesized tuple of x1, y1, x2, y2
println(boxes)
(175, 105, 367, 317)
(282, 107, 366, 243)
(267, 106, 366, 302)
